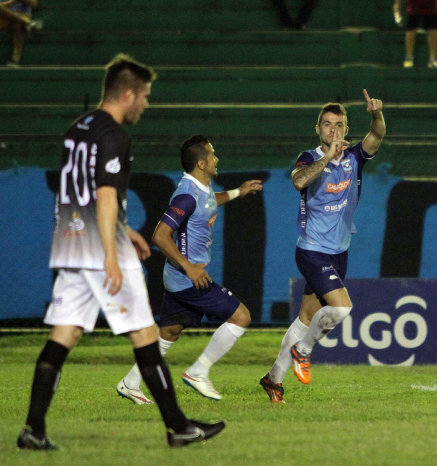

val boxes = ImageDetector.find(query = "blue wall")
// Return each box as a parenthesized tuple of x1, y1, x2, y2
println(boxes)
(3, 166, 433, 323)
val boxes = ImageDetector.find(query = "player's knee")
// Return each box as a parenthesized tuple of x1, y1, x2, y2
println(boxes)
(229, 304, 251, 328)
(320, 306, 352, 330)
(159, 324, 182, 342)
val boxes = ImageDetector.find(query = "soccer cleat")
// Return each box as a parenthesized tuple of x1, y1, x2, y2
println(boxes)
(259, 374, 285, 404)
(182, 372, 222, 400)
(291, 344, 311, 384)
(403, 58, 414, 68)
(167, 419, 226, 447)
(17, 426, 57, 450)
(116, 378, 153, 405)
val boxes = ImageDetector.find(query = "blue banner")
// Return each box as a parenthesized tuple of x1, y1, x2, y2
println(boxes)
(290, 278, 437, 364)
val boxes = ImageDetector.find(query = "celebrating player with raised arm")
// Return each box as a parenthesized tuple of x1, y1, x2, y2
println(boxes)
(260, 90, 386, 403)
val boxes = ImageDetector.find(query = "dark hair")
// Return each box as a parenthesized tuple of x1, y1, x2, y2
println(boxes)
(180, 135, 211, 173)
(317, 103, 348, 126)
(102, 53, 157, 100)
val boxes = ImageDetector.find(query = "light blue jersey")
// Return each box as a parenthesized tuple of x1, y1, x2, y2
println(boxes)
(161, 173, 218, 292)
(295, 143, 372, 254)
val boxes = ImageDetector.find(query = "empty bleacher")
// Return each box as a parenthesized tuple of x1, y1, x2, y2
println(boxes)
(1, 0, 437, 175)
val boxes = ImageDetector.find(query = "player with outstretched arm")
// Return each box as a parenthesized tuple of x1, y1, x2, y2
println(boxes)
(260, 90, 386, 403)
(116, 135, 262, 402)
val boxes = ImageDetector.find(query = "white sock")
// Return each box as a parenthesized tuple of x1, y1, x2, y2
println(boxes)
(297, 305, 352, 354)
(123, 363, 142, 390)
(159, 336, 175, 356)
(188, 322, 246, 376)
(269, 317, 308, 384)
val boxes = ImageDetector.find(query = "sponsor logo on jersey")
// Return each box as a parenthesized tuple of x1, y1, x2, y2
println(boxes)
(105, 157, 121, 174)
(323, 167, 332, 173)
(329, 274, 338, 280)
(341, 159, 352, 173)
(208, 214, 217, 228)
(324, 199, 348, 212)
(180, 232, 187, 256)
(65, 211, 86, 236)
(326, 178, 351, 193)
(171, 206, 186, 216)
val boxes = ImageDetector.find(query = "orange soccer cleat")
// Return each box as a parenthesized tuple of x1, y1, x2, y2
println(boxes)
(259, 374, 285, 404)
(291, 344, 311, 384)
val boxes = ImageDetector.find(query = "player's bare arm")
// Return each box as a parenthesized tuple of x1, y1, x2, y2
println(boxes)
(291, 159, 329, 191)
(361, 88, 386, 155)
(215, 179, 263, 206)
(152, 221, 212, 289)
(126, 226, 151, 260)
(96, 186, 123, 295)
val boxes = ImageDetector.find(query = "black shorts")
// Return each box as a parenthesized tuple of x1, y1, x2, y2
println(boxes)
(159, 282, 240, 328)
(295, 247, 348, 300)
(406, 14, 437, 30)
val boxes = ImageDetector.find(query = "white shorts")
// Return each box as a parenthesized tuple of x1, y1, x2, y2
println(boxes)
(44, 268, 155, 335)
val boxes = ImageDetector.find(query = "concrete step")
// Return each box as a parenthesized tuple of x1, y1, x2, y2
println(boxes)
(2, 64, 436, 104)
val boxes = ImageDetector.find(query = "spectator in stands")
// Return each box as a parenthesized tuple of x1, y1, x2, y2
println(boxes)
(0, 0, 41, 67)
(393, 0, 437, 68)
(271, 0, 318, 30)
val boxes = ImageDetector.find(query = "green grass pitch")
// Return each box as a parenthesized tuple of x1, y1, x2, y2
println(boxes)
(1, 330, 436, 465)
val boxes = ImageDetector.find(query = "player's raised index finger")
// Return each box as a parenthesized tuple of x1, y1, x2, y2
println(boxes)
(363, 89, 371, 103)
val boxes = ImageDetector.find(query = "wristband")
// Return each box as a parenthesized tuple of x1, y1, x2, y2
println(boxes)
(227, 188, 240, 201)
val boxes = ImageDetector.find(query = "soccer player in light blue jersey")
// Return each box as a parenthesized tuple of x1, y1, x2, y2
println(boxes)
(260, 90, 386, 403)
(117, 135, 262, 401)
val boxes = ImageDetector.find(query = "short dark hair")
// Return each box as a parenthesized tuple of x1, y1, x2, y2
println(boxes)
(102, 53, 157, 100)
(317, 103, 348, 126)
(180, 135, 211, 173)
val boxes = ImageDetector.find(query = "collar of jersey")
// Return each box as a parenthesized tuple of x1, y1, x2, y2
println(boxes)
(182, 173, 211, 193)
(316, 146, 345, 166)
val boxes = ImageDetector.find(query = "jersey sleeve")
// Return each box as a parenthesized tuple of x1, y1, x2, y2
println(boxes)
(349, 142, 373, 168)
(94, 127, 130, 188)
(294, 151, 315, 170)
(161, 194, 197, 230)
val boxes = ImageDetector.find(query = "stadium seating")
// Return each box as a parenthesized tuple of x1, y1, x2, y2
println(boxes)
(0, 0, 436, 176)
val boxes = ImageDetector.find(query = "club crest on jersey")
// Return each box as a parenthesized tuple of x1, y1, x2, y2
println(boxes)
(105, 157, 121, 174)
(341, 159, 352, 173)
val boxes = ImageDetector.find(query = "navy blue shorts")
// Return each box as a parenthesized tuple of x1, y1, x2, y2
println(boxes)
(159, 282, 241, 328)
(295, 247, 348, 300)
